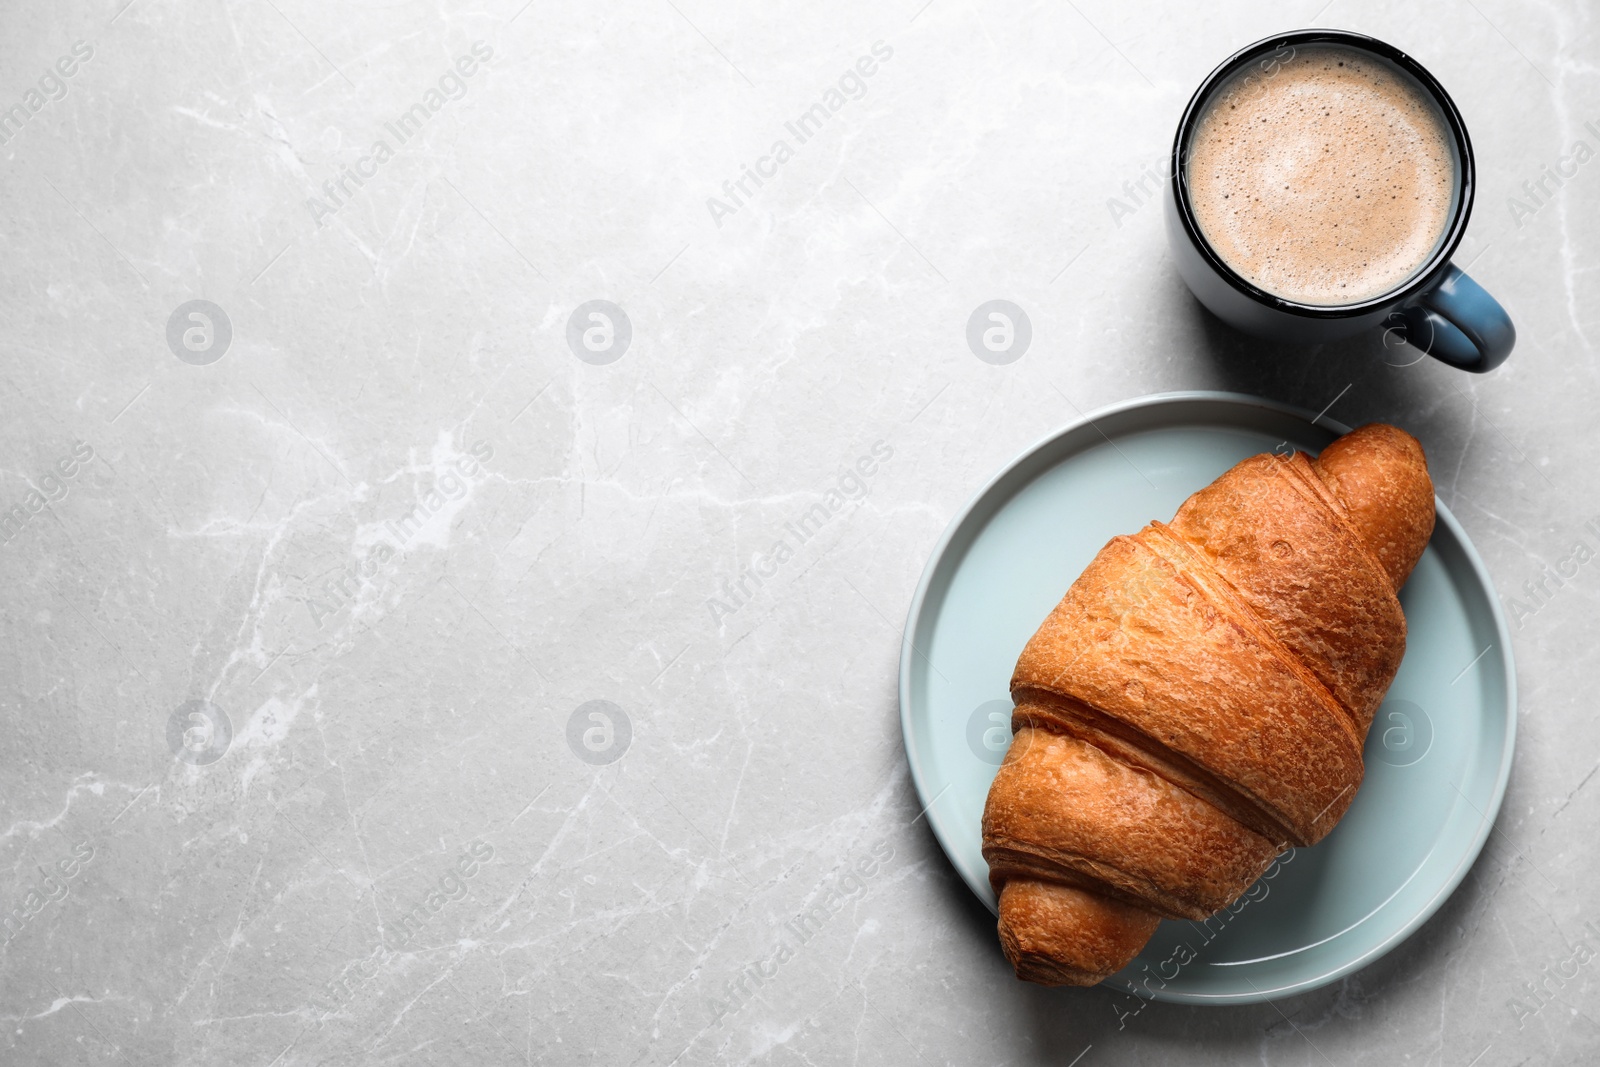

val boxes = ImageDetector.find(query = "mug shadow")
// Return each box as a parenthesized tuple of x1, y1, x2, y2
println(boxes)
(1167, 267, 1487, 508)
(1169, 279, 1446, 435)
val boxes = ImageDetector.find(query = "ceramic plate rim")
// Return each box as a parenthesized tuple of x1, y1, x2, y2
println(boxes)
(897, 389, 1517, 1005)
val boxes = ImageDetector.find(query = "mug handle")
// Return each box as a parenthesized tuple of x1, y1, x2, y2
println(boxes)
(1393, 263, 1515, 373)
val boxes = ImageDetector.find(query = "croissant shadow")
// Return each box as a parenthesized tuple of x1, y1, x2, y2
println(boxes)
(912, 814, 1007, 946)
(1006, 833, 1497, 1054)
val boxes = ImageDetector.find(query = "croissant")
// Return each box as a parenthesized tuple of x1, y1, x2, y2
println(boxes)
(980, 422, 1435, 986)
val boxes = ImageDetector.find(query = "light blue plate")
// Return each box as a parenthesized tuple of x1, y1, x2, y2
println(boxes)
(899, 391, 1515, 1004)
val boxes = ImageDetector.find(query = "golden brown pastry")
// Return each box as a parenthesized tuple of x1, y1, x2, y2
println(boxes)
(981, 423, 1435, 985)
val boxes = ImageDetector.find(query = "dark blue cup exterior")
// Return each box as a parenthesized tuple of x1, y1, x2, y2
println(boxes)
(1166, 30, 1514, 372)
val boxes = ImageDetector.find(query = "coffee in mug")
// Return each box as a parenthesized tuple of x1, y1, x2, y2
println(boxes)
(1187, 45, 1455, 306)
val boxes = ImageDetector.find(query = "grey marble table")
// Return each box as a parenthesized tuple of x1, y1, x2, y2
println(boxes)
(1, 1, 1595, 1064)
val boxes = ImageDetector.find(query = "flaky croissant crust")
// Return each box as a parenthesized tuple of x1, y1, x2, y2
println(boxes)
(981, 423, 1435, 986)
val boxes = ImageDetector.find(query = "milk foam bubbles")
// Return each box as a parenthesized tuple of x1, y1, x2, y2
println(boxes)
(1187, 45, 1456, 306)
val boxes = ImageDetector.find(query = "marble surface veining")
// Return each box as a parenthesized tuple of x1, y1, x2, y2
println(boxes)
(0, 0, 1596, 1064)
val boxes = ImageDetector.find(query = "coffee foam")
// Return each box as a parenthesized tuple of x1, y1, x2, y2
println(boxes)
(1187, 45, 1456, 306)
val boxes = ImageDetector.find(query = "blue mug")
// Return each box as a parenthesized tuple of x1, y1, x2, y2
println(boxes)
(1165, 30, 1515, 373)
